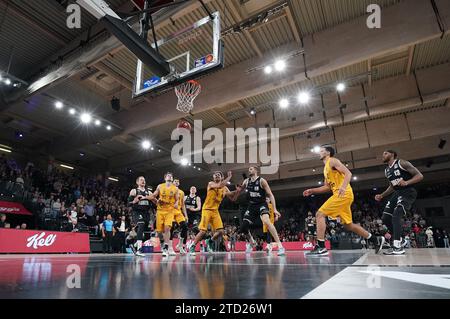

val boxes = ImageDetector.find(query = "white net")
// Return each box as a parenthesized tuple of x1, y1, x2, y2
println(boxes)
(175, 80, 202, 113)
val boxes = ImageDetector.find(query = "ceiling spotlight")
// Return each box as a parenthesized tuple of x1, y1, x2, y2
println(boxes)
(4, 78, 11, 86)
(55, 101, 63, 109)
(141, 140, 151, 150)
(193, 166, 196, 169)
(181, 158, 189, 166)
(106, 125, 112, 131)
(150, 146, 154, 151)
(13, 83, 19, 87)
(94, 119, 101, 126)
(79, 152, 85, 157)
(80, 113, 92, 124)
(198, 168, 201, 171)
(188, 163, 191, 166)
(353, 176, 358, 181)
(69, 108, 76, 115)
(345, 163, 349, 167)
(279, 98, 289, 109)
(274, 60, 286, 71)
(264, 65, 273, 74)
(318, 181, 322, 185)
(158, 149, 161, 152)
(311, 146, 321, 153)
(298, 91, 310, 104)
(250, 107, 256, 115)
(16, 132, 24, 139)
(336, 82, 346, 92)
(312, 168, 316, 172)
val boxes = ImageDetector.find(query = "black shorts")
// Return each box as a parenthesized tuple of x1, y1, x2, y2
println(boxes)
(384, 188, 417, 215)
(131, 210, 150, 225)
(188, 212, 201, 226)
(243, 203, 269, 225)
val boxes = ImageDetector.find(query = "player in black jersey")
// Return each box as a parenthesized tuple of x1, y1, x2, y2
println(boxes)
(375, 150, 423, 255)
(237, 166, 285, 256)
(128, 176, 154, 257)
(185, 186, 202, 231)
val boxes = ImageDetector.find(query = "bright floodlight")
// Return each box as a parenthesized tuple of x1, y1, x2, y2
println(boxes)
(312, 146, 321, 153)
(298, 91, 310, 104)
(264, 65, 273, 74)
(336, 82, 346, 92)
(141, 140, 151, 150)
(279, 98, 289, 109)
(197, 167, 201, 171)
(353, 176, 358, 181)
(69, 108, 76, 115)
(106, 125, 112, 131)
(181, 158, 189, 166)
(80, 113, 92, 124)
(4, 78, 11, 85)
(55, 101, 63, 109)
(274, 60, 286, 71)
(94, 119, 101, 126)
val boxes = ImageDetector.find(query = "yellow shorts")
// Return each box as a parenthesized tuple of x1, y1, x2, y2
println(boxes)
(318, 192, 354, 225)
(199, 209, 223, 231)
(173, 210, 186, 224)
(156, 208, 175, 232)
(263, 211, 275, 233)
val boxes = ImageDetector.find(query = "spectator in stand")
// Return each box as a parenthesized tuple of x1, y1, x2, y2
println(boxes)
(4, 223, 10, 229)
(21, 223, 27, 230)
(84, 200, 95, 226)
(0, 214, 6, 228)
(102, 214, 114, 254)
(66, 219, 79, 232)
(114, 215, 129, 253)
(52, 198, 61, 218)
(426, 227, 434, 248)
(443, 230, 449, 249)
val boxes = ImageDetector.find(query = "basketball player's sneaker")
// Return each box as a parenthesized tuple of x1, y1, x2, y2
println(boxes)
(205, 239, 214, 253)
(189, 244, 196, 256)
(374, 236, 385, 254)
(265, 244, 273, 254)
(162, 246, 169, 257)
(383, 247, 405, 255)
(277, 246, 286, 256)
(400, 238, 407, 248)
(178, 245, 187, 255)
(168, 247, 177, 256)
(306, 245, 329, 256)
(130, 244, 145, 257)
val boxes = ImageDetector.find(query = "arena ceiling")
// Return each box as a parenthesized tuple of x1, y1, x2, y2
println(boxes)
(0, 0, 450, 195)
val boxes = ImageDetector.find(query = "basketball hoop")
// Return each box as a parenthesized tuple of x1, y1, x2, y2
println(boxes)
(175, 80, 201, 114)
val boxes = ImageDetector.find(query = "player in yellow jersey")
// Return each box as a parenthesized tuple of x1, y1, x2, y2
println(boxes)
(263, 197, 278, 253)
(303, 146, 381, 256)
(170, 178, 188, 254)
(150, 172, 179, 257)
(189, 171, 241, 256)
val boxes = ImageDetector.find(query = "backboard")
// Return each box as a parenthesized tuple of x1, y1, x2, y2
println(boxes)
(133, 11, 224, 98)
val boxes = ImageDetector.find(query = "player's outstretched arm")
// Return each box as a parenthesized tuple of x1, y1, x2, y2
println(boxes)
(303, 182, 331, 196)
(209, 171, 233, 189)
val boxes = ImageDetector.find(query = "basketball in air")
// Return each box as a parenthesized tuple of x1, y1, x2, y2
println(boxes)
(177, 120, 192, 131)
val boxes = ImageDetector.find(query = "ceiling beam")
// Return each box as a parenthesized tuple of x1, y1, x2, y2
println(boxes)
(285, 5, 301, 43)
(406, 45, 415, 76)
(212, 109, 230, 125)
(227, 0, 264, 58)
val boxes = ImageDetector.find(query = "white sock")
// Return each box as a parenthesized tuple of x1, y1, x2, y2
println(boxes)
(367, 233, 372, 240)
(136, 240, 142, 250)
(393, 240, 401, 248)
